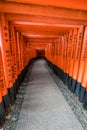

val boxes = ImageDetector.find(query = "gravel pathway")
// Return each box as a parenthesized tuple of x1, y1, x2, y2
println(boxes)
(3, 65, 32, 130)
(46, 62, 87, 130)
(16, 59, 83, 130)
(3, 59, 87, 130)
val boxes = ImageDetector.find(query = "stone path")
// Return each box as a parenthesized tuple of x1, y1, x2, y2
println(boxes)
(16, 60, 83, 130)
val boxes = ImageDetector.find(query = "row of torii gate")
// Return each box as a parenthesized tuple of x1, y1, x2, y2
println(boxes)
(0, 0, 87, 128)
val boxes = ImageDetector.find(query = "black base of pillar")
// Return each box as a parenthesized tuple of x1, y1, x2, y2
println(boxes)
(68, 76, 72, 90)
(70, 79, 77, 93)
(0, 102, 5, 128)
(14, 80, 19, 97)
(63, 73, 67, 83)
(83, 92, 87, 110)
(18, 74, 21, 86)
(57, 67, 60, 77)
(75, 82, 81, 97)
(65, 74, 69, 86)
(79, 86, 86, 103)
(59, 68, 61, 79)
(53, 65, 64, 81)
(16, 78, 19, 91)
(47, 61, 53, 70)
(60, 69, 64, 80)
(3, 94, 11, 113)
(62, 72, 65, 83)
(53, 65, 58, 76)
(8, 87, 15, 105)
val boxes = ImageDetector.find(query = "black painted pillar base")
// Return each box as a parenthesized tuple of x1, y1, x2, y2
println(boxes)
(16, 79, 19, 93)
(75, 82, 81, 97)
(79, 86, 86, 102)
(18, 74, 21, 86)
(59, 68, 61, 78)
(0, 102, 5, 128)
(65, 74, 69, 86)
(57, 67, 60, 77)
(62, 72, 65, 83)
(63, 73, 67, 83)
(60, 69, 64, 80)
(18, 74, 22, 86)
(14, 80, 19, 97)
(47, 61, 53, 70)
(8, 87, 15, 106)
(68, 76, 72, 90)
(53, 65, 58, 76)
(3, 94, 11, 113)
(70, 79, 77, 93)
(83, 92, 87, 110)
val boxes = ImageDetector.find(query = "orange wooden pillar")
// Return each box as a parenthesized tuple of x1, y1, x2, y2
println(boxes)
(45, 43, 53, 68)
(62, 35, 68, 82)
(29, 44, 35, 60)
(71, 26, 84, 93)
(8, 22, 19, 101)
(0, 47, 11, 111)
(45, 44, 49, 61)
(47, 43, 50, 62)
(15, 32, 21, 78)
(55, 39, 58, 67)
(64, 30, 73, 85)
(26, 42, 29, 64)
(46, 43, 51, 62)
(16, 32, 24, 85)
(54, 41, 58, 66)
(60, 34, 69, 81)
(56, 36, 61, 78)
(0, 14, 14, 106)
(60, 36, 65, 79)
(68, 28, 78, 90)
(15, 31, 24, 91)
(17, 33, 23, 74)
(0, 48, 6, 128)
(47, 43, 50, 61)
(48, 43, 53, 63)
(63, 34, 68, 83)
(54, 36, 60, 76)
(27, 42, 30, 63)
(53, 41, 56, 65)
(82, 53, 87, 109)
(52, 41, 56, 74)
(75, 27, 87, 102)
(57, 36, 61, 77)
(53, 39, 59, 75)
(16, 33, 26, 84)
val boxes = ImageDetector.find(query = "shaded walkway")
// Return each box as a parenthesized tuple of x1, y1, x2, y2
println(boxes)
(16, 59, 83, 130)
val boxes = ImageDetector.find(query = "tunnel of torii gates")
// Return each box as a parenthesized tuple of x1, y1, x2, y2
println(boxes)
(0, 0, 87, 128)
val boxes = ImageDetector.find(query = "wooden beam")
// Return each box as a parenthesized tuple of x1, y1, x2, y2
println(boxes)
(0, 2, 87, 21)
(6, 14, 87, 25)
(15, 27, 69, 36)
(21, 31, 66, 36)
(4, 0, 87, 11)
(23, 34, 65, 38)
(17, 27, 69, 31)
(14, 22, 79, 28)
(14, 23, 73, 37)
(28, 38, 57, 42)
(14, 24, 71, 35)
(19, 29, 68, 34)
(14, 25, 73, 31)
(25, 34, 62, 38)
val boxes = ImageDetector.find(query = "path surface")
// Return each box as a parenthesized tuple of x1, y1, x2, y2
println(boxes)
(16, 60, 83, 130)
